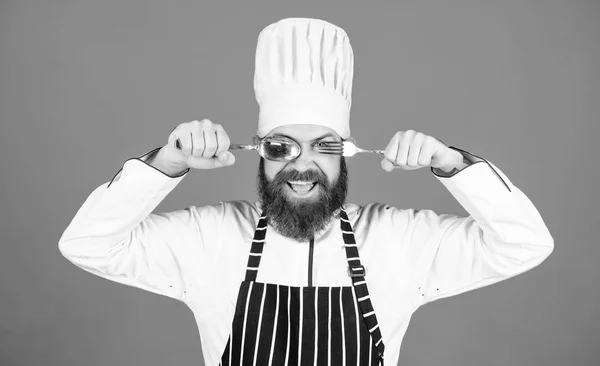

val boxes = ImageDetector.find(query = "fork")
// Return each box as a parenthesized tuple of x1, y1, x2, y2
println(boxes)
(315, 141, 384, 157)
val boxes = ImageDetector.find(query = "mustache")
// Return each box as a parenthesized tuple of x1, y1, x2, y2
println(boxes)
(272, 169, 329, 187)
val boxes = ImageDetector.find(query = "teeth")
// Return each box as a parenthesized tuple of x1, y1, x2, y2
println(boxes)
(288, 181, 314, 185)
(288, 181, 317, 194)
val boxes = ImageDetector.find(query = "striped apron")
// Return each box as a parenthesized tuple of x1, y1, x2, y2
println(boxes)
(220, 208, 385, 366)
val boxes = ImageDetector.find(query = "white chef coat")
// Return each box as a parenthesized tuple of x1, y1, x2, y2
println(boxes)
(58, 146, 554, 366)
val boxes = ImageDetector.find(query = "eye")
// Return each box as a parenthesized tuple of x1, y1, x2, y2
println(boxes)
(314, 140, 334, 147)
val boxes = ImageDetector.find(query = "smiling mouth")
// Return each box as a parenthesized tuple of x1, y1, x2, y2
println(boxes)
(287, 181, 318, 195)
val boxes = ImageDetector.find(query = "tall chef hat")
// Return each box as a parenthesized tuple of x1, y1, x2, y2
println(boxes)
(254, 18, 354, 139)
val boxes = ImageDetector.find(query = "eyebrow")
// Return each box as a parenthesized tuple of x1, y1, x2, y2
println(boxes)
(272, 133, 338, 143)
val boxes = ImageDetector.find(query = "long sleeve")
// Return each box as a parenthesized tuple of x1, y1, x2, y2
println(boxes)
(58, 148, 224, 303)
(394, 147, 554, 306)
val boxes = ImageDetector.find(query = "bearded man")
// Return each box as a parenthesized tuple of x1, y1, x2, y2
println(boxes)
(59, 18, 554, 366)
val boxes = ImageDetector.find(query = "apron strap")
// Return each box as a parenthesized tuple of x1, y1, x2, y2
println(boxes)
(340, 209, 386, 361)
(244, 213, 268, 282)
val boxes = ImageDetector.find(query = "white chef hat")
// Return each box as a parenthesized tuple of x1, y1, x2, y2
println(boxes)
(254, 18, 354, 139)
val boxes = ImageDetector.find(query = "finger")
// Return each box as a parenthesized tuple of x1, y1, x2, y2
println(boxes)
(216, 150, 236, 165)
(186, 150, 235, 169)
(168, 128, 179, 149)
(396, 130, 414, 166)
(407, 132, 425, 167)
(195, 151, 235, 169)
(215, 151, 236, 167)
(191, 127, 205, 157)
(383, 132, 401, 163)
(215, 126, 231, 151)
(381, 158, 395, 172)
(189, 119, 209, 157)
(179, 131, 193, 156)
(202, 129, 218, 159)
(418, 138, 435, 167)
(215, 125, 231, 155)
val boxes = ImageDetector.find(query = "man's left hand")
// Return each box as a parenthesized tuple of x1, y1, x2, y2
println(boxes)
(381, 130, 465, 173)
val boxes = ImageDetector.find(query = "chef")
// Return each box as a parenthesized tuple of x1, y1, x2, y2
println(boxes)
(59, 18, 554, 366)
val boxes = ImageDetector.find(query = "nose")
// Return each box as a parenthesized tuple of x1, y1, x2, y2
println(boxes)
(289, 143, 319, 172)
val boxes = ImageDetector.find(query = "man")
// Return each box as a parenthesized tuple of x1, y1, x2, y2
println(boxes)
(59, 18, 554, 366)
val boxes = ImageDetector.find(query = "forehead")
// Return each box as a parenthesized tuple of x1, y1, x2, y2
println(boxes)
(266, 124, 341, 141)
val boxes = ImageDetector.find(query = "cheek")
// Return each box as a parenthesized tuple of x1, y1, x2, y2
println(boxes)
(264, 161, 285, 181)
(322, 159, 341, 184)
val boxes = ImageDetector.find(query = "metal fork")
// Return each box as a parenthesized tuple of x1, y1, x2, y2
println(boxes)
(315, 141, 384, 157)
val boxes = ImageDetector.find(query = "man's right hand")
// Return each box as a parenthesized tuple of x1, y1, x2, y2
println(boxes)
(150, 119, 235, 175)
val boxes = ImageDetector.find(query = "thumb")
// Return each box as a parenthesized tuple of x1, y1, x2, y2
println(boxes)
(381, 158, 394, 172)
(216, 151, 235, 166)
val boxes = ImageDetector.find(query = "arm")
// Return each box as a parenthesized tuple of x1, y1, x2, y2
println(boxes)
(396, 148, 554, 305)
(58, 148, 222, 303)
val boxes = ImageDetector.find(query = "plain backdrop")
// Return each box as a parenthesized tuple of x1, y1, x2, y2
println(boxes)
(1, 0, 598, 365)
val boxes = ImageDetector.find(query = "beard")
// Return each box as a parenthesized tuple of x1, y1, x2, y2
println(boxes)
(257, 157, 349, 242)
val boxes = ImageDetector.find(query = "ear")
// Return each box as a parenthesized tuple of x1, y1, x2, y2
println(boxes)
(252, 135, 261, 145)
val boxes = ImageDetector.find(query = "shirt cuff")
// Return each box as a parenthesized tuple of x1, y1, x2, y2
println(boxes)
(107, 147, 190, 188)
(430, 147, 511, 192)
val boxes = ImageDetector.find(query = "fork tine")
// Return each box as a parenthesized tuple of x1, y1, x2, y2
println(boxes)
(317, 149, 343, 153)
(315, 141, 344, 155)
